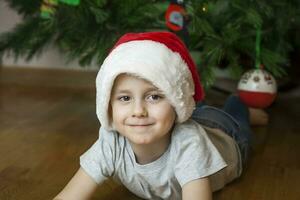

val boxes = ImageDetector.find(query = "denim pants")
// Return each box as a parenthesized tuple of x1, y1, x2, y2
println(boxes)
(191, 95, 253, 165)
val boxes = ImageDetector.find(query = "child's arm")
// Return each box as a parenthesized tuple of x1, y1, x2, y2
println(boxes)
(182, 177, 212, 200)
(53, 167, 98, 200)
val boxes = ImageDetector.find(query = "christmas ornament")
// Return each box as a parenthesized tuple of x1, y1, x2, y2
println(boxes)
(165, 0, 190, 45)
(238, 68, 277, 108)
(40, 0, 58, 19)
(40, 0, 80, 19)
(165, 0, 187, 32)
(60, 0, 80, 6)
(238, 25, 277, 108)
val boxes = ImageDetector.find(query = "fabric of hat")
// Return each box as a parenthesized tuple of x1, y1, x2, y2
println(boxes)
(96, 31, 205, 130)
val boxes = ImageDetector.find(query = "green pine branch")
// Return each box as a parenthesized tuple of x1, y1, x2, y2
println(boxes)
(0, 0, 299, 87)
(187, 0, 299, 86)
(0, 16, 55, 62)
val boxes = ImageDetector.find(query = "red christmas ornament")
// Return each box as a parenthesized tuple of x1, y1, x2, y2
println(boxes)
(238, 69, 277, 108)
(165, 4, 187, 32)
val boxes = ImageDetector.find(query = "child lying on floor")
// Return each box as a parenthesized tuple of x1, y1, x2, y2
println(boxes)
(54, 31, 268, 200)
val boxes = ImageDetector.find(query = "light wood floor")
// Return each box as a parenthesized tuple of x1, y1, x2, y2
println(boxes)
(0, 67, 299, 200)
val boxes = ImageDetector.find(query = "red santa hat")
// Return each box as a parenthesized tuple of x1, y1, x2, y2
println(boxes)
(96, 31, 204, 130)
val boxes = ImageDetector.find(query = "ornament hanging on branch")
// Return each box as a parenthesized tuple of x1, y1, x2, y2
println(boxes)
(237, 26, 277, 108)
(238, 67, 277, 108)
(165, 0, 189, 44)
(40, 0, 58, 19)
(59, 0, 80, 6)
(165, 0, 187, 32)
(40, 0, 80, 19)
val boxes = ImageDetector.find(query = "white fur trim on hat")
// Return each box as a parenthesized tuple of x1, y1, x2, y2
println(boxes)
(96, 40, 195, 130)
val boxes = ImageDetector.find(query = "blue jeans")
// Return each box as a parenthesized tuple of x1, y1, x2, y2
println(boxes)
(191, 95, 252, 165)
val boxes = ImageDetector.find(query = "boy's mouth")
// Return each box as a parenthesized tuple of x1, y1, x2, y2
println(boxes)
(125, 119, 155, 127)
(126, 121, 155, 127)
(127, 123, 154, 127)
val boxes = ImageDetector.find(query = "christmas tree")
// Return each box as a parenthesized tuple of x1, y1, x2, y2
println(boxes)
(0, 0, 299, 87)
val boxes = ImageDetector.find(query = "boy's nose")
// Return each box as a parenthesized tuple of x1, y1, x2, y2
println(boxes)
(132, 101, 147, 117)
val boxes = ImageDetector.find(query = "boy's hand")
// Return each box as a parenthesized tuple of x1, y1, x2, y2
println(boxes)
(54, 167, 98, 200)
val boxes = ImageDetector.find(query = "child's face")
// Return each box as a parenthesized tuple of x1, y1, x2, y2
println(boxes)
(110, 74, 176, 146)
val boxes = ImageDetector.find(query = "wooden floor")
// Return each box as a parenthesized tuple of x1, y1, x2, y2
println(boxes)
(0, 67, 299, 200)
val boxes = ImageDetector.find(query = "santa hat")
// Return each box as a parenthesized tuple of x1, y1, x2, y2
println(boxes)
(96, 31, 204, 130)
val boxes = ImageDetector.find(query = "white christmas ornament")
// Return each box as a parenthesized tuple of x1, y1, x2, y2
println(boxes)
(238, 69, 277, 108)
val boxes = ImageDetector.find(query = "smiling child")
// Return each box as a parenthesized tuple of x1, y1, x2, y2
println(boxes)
(54, 31, 267, 200)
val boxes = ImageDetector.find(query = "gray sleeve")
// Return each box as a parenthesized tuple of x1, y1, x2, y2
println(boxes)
(80, 128, 115, 184)
(174, 121, 227, 187)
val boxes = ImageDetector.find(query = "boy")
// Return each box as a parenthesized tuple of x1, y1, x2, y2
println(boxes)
(54, 31, 268, 200)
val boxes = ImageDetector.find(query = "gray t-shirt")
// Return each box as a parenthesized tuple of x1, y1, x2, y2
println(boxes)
(80, 119, 240, 199)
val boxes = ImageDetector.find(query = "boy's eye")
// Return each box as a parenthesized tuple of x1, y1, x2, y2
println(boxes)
(147, 94, 163, 102)
(119, 96, 131, 102)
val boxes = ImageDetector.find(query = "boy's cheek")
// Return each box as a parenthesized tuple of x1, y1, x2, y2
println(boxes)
(150, 103, 175, 116)
(111, 105, 128, 121)
(109, 105, 125, 125)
